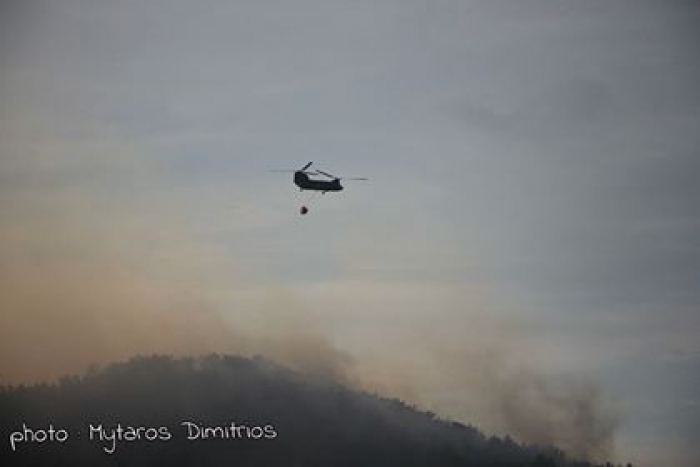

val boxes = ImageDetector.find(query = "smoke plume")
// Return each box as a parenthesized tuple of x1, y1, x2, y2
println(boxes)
(0, 199, 615, 461)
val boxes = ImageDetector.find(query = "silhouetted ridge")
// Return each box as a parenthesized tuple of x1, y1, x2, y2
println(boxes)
(0, 354, 622, 466)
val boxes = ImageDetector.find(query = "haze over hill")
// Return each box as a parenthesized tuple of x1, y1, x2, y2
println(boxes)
(0, 354, 626, 467)
(0, 247, 617, 462)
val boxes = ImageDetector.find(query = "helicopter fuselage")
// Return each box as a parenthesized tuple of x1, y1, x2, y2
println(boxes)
(294, 171, 343, 192)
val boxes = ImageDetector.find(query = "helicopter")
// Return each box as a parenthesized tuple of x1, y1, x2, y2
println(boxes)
(270, 162, 367, 214)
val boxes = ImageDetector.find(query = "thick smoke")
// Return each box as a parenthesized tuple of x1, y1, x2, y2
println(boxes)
(332, 303, 618, 461)
(490, 368, 616, 459)
(432, 344, 617, 460)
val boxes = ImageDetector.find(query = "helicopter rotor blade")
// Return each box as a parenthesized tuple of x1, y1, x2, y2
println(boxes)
(271, 164, 366, 180)
(315, 169, 367, 180)
(316, 170, 337, 179)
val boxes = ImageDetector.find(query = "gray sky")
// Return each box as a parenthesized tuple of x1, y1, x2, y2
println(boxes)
(2, 1, 699, 465)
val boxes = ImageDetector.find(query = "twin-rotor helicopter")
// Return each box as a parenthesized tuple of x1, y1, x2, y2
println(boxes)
(270, 162, 367, 215)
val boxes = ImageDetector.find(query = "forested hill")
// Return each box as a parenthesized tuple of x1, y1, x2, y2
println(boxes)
(0, 354, 619, 466)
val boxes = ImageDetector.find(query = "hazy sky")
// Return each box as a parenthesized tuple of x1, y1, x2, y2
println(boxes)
(1, 1, 699, 465)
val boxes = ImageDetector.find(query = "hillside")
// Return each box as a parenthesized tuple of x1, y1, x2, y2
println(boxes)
(0, 354, 618, 466)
